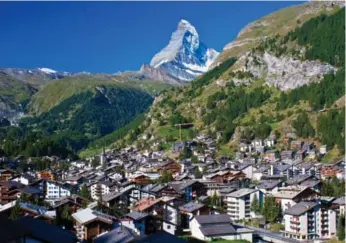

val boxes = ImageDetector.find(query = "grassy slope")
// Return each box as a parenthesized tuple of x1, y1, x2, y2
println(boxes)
(0, 72, 36, 104)
(28, 74, 172, 115)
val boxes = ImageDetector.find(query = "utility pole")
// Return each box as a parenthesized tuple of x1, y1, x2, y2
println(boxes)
(174, 123, 194, 142)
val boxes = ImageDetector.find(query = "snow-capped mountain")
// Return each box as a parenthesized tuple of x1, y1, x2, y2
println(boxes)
(0, 67, 73, 87)
(149, 19, 219, 82)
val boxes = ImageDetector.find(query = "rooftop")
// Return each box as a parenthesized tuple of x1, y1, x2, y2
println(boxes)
(195, 214, 230, 225)
(179, 202, 205, 213)
(226, 188, 257, 198)
(284, 202, 318, 216)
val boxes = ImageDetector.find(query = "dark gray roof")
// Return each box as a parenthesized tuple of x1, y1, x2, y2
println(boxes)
(179, 202, 205, 213)
(286, 175, 312, 185)
(125, 211, 149, 221)
(284, 202, 318, 216)
(94, 226, 134, 243)
(258, 180, 282, 190)
(137, 231, 187, 243)
(195, 214, 230, 225)
(199, 225, 236, 236)
(300, 179, 320, 188)
(17, 217, 77, 243)
(0, 216, 30, 243)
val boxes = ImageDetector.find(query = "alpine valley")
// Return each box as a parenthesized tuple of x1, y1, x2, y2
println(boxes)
(0, 1, 345, 164)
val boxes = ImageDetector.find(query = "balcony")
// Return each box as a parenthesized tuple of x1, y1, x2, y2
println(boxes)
(290, 220, 300, 225)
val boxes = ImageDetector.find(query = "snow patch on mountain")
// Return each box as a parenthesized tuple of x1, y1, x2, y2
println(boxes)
(149, 19, 219, 82)
(38, 67, 57, 74)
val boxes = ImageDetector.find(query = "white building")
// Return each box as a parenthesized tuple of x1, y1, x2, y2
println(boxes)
(283, 202, 336, 241)
(45, 181, 71, 200)
(225, 188, 258, 220)
(90, 181, 116, 201)
(190, 214, 253, 242)
(272, 186, 320, 212)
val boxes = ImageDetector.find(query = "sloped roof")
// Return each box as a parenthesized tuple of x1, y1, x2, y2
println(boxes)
(199, 224, 236, 236)
(195, 214, 230, 224)
(284, 202, 318, 216)
(17, 217, 77, 243)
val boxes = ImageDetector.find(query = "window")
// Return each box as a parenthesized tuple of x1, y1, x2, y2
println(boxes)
(167, 225, 171, 229)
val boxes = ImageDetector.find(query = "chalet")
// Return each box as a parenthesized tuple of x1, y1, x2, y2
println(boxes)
(253, 165, 271, 181)
(130, 174, 150, 184)
(172, 142, 184, 153)
(0, 181, 24, 204)
(272, 186, 320, 212)
(319, 145, 327, 155)
(157, 161, 181, 175)
(257, 179, 283, 195)
(130, 197, 165, 219)
(190, 214, 253, 242)
(38, 171, 55, 181)
(280, 150, 295, 160)
(302, 142, 314, 152)
(332, 197, 345, 218)
(179, 202, 210, 229)
(251, 139, 263, 148)
(264, 137, 275, 148)
(170, 180, 207, 201)
(101, 190, 130, 208)
(291, 140, 303, 150)
(0, 169, 15, 181)
(72, 208, 114, 241)
(264, 150, 278, 162)
(321, 161, 345, 180)
(11, 174, 35, 185)
(121, 211, 173, 236)
(206, 170, 246, 184)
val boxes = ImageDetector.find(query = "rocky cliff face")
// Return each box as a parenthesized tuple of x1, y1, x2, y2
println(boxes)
(233, 51, 336, 90)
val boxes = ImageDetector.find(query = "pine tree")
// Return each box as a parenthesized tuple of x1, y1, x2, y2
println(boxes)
(194, 168, 202, 179)
(251, 194, 260, 214)
(262, 196, 280, 223)
(9, 201, 21, 221)
(79, 184, 91, 201)
(338, 215, 345, 241)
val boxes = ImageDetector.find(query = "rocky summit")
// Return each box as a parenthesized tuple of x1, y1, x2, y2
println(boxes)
(149, 19, 219, 82)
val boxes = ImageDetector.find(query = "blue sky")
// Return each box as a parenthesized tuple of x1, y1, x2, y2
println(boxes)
(0, 1, 302, 73)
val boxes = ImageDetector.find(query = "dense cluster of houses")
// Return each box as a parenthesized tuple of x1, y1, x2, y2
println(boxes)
(0, 134, 344, 243)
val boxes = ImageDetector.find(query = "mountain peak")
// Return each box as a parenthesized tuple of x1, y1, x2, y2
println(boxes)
(149, 19, 219, 82)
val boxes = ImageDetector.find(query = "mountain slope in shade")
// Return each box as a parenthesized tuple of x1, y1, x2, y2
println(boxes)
(149, 19, 219, 82)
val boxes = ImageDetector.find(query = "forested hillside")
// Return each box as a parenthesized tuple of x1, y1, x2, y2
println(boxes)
(0, 73, 171, 158)
(120, 7, 345, 159)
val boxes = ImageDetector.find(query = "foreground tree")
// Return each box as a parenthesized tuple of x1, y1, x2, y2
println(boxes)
(9, 201, 21, 220)
(338, 215, 345, 241)
(262, 196, 281, 223)
(251, 194, 261, 214)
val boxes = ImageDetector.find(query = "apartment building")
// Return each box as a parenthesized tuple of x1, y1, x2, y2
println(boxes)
(225, 188, 258, 220)
(45, 181, 71, 200)
(283, 202, 336, 241)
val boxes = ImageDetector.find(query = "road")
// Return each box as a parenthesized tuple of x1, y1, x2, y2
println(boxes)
(234, 223, 301, 243)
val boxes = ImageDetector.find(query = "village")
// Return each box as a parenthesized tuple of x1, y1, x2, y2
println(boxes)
(0, 133, 344, 243)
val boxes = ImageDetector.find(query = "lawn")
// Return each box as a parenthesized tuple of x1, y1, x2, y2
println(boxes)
(218, 144, 234, 157)
(158, 125, 193, 141)
(321, 147, 342, 163)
